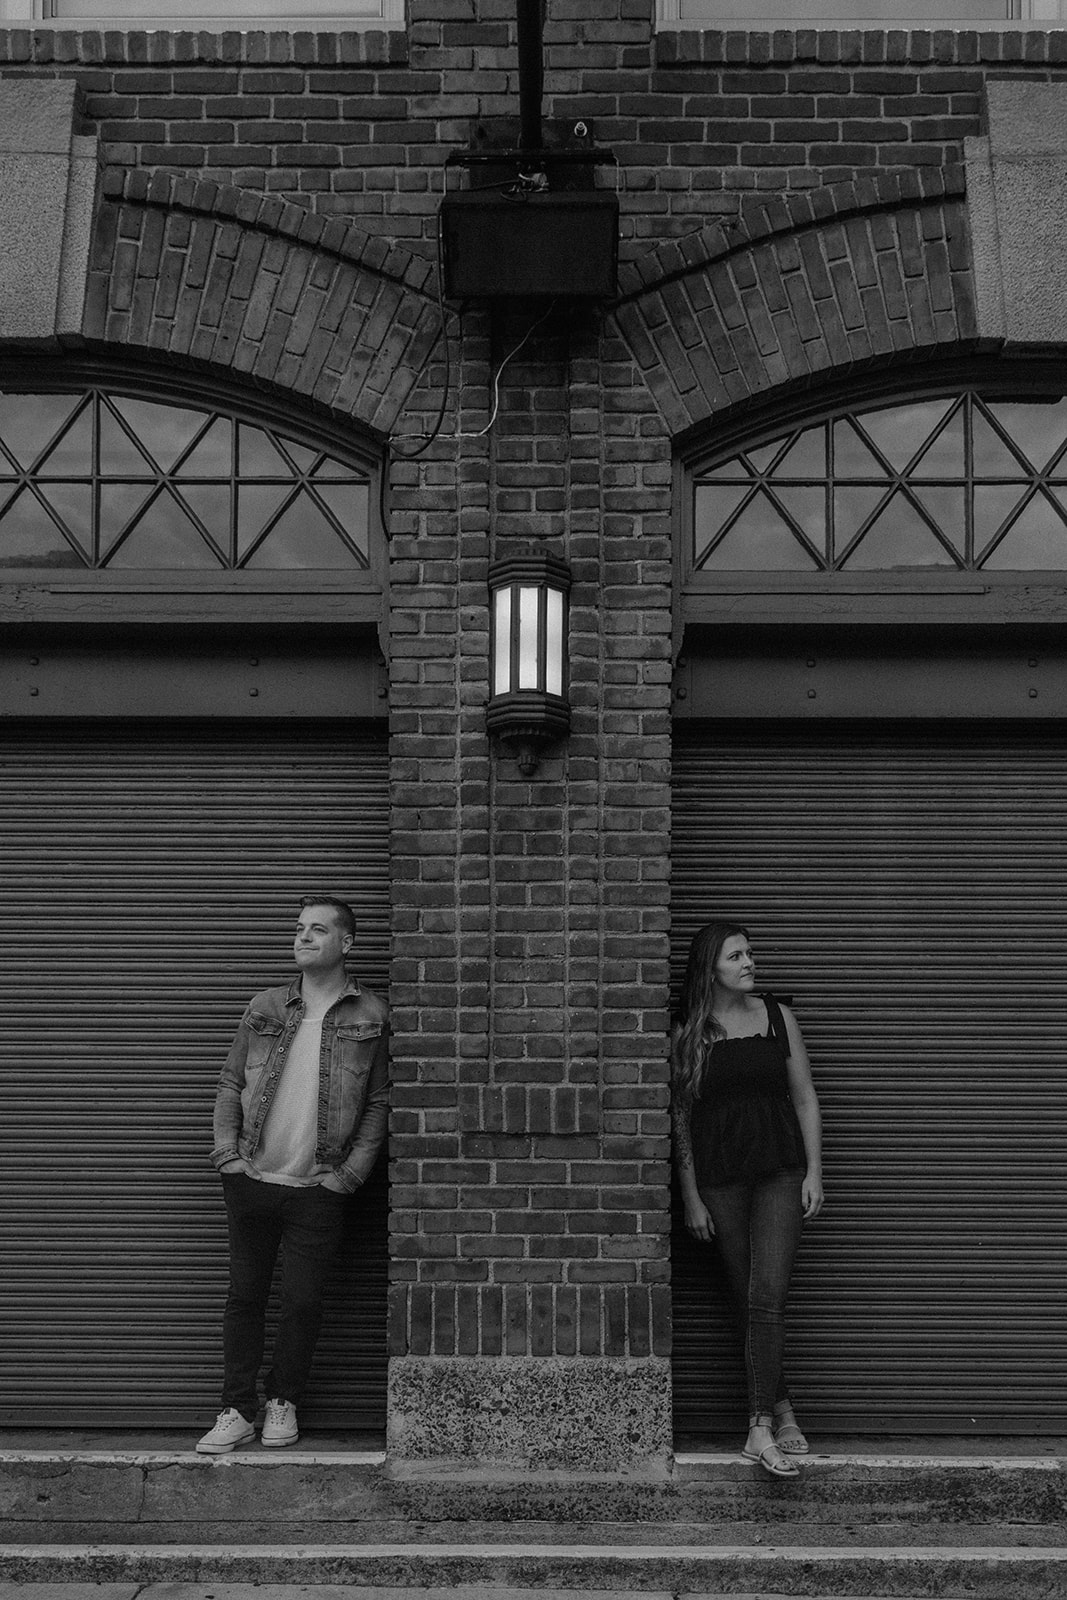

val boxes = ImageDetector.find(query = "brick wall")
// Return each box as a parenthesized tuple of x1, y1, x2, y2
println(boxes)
(0, 0, 1050, 1461)
(5, 13, 1067, 252)
(387, 295, 674, 1367)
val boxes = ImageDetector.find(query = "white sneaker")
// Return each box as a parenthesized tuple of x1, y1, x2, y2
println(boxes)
(195, 1407, 256, 1454)
(261, 1397, 299, 1447)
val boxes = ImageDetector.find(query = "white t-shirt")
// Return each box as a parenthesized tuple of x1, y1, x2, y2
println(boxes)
(253, 1005, 328, 1187)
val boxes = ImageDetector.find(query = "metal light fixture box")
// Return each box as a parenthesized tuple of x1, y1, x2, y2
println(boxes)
(487, 548, 571, 775)
(440, 191, 619, 300)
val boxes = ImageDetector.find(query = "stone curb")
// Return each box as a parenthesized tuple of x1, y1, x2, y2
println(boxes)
(0, 1542, 1066, 1598)
(0, 1588, 683, 1600)
(2, 1450, 1064, 1534)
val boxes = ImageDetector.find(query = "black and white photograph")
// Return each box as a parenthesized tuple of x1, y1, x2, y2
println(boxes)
(0, 3, 1064, 1597)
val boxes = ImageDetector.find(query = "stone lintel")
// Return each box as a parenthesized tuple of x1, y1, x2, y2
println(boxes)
(967, 82, 1067, 347)
(0, 81, 98, 343)
(387, 1355, 672, 1473)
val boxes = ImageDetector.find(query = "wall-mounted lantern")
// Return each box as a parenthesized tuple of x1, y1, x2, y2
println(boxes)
(487, 547, 571, 775)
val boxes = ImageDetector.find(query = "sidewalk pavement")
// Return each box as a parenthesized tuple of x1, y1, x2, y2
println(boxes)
(0, 1587, 934, 1600)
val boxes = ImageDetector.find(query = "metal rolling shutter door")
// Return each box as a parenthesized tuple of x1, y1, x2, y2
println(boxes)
(0, 720, 389, 1429)
(671, 722, 1067, 1436)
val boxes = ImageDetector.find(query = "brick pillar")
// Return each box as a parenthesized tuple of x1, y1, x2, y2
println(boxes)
(386, 294, 674, 1471)
(387, 0, 672, 1475)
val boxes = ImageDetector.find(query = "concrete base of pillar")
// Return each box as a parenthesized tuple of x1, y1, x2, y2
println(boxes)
(386, 1355, 672, 1473)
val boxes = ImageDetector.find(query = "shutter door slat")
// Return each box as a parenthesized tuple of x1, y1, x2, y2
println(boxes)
(671, 723, 1067, 1436)
(0, 720, 388, 1429)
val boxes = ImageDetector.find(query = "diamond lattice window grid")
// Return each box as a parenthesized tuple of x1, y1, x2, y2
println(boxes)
(693, 392, 1067, 574)
(0, 389, 372, 572)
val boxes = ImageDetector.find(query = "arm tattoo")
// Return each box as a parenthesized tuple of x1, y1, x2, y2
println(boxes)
(673, 1085, 695, 1173)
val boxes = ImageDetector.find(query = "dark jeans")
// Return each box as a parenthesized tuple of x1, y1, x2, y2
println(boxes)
(702, 1167, 804, 1420)
(221, 1172, 348, 1419)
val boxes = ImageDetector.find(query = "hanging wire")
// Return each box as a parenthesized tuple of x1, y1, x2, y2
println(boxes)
(456, 298, 558, 441)
(385, 209, 455, 466)
(378, 194, 561, 538)
(377, 209, 454, 540)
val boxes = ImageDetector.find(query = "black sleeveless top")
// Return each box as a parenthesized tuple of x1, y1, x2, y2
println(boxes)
(689, 993, 806, 1190)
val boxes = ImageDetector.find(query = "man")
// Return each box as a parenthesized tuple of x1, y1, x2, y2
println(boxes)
(196, 894, 389, 1454)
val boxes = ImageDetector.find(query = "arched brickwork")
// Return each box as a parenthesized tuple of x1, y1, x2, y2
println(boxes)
(83, 167, 443, 437)
(613, 166, 980, 440)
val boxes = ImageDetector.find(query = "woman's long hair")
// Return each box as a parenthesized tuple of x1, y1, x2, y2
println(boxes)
(673, 920, 750, 1101)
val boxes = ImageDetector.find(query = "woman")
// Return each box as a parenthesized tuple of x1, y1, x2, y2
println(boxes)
(673, 921, 824, 1478)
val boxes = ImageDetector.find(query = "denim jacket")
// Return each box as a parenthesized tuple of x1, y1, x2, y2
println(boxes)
(211, 975, 389, 1194)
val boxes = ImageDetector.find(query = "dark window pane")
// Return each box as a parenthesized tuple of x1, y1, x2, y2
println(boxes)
(700, 491, 820, 571)
(99, 406, 154, 477)
(841, 491, 956, 569)
(0, 393, 80, 470)
(911, 486, 967, 560)
(178, 484, 232, 547)
(243, 492, 363, 569)
(833, 486, 888, 555)
(972, 409, 1028, 480)
(106, 493, 222, 568)
(237, 424, 292, 478)
(0, 487, 83, 567)
(36, 484, 94, 557)
(312, 483, 371, 562)
(694, 483, 752, 564)
(981, 491, 1067, 569)
(745, 441, 785, 473)
(985, 399, 1067, 474)
(974, 485, 1028, 554)
(860, 398, 955, 472)
(99, 484, 158, 560)
(695, 465, 753, 484)
(279, 439, 320, 472)
(313, 453, 370, 482)
(912, 407, 965, 479)
(175, 418, 234, 478)
(772, 485, 827, 557)
(237, 484, 296, 560)
(37, 403, 93, 478)
(833, 419, 886, 479)
(772, 426, 825, 480)
(111, 396, 205, 471)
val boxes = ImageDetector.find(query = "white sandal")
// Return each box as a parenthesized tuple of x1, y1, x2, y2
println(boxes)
(743, 1441, 801, 1477)
(773, 1419, 810, 1455)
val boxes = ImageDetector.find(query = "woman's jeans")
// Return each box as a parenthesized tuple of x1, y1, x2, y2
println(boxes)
(702, 1167, 804, 1420)
(221, 1172, 348, 1419)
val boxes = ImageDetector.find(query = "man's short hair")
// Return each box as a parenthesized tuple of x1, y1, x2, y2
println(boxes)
(298, 894, 356, 940)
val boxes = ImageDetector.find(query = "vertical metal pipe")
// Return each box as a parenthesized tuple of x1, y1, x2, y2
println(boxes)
(516, 0, 544, 152)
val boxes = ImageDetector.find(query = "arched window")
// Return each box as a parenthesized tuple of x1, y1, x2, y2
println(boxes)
(689, 386, 1067, 577)
(0, 381, 376, 573)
